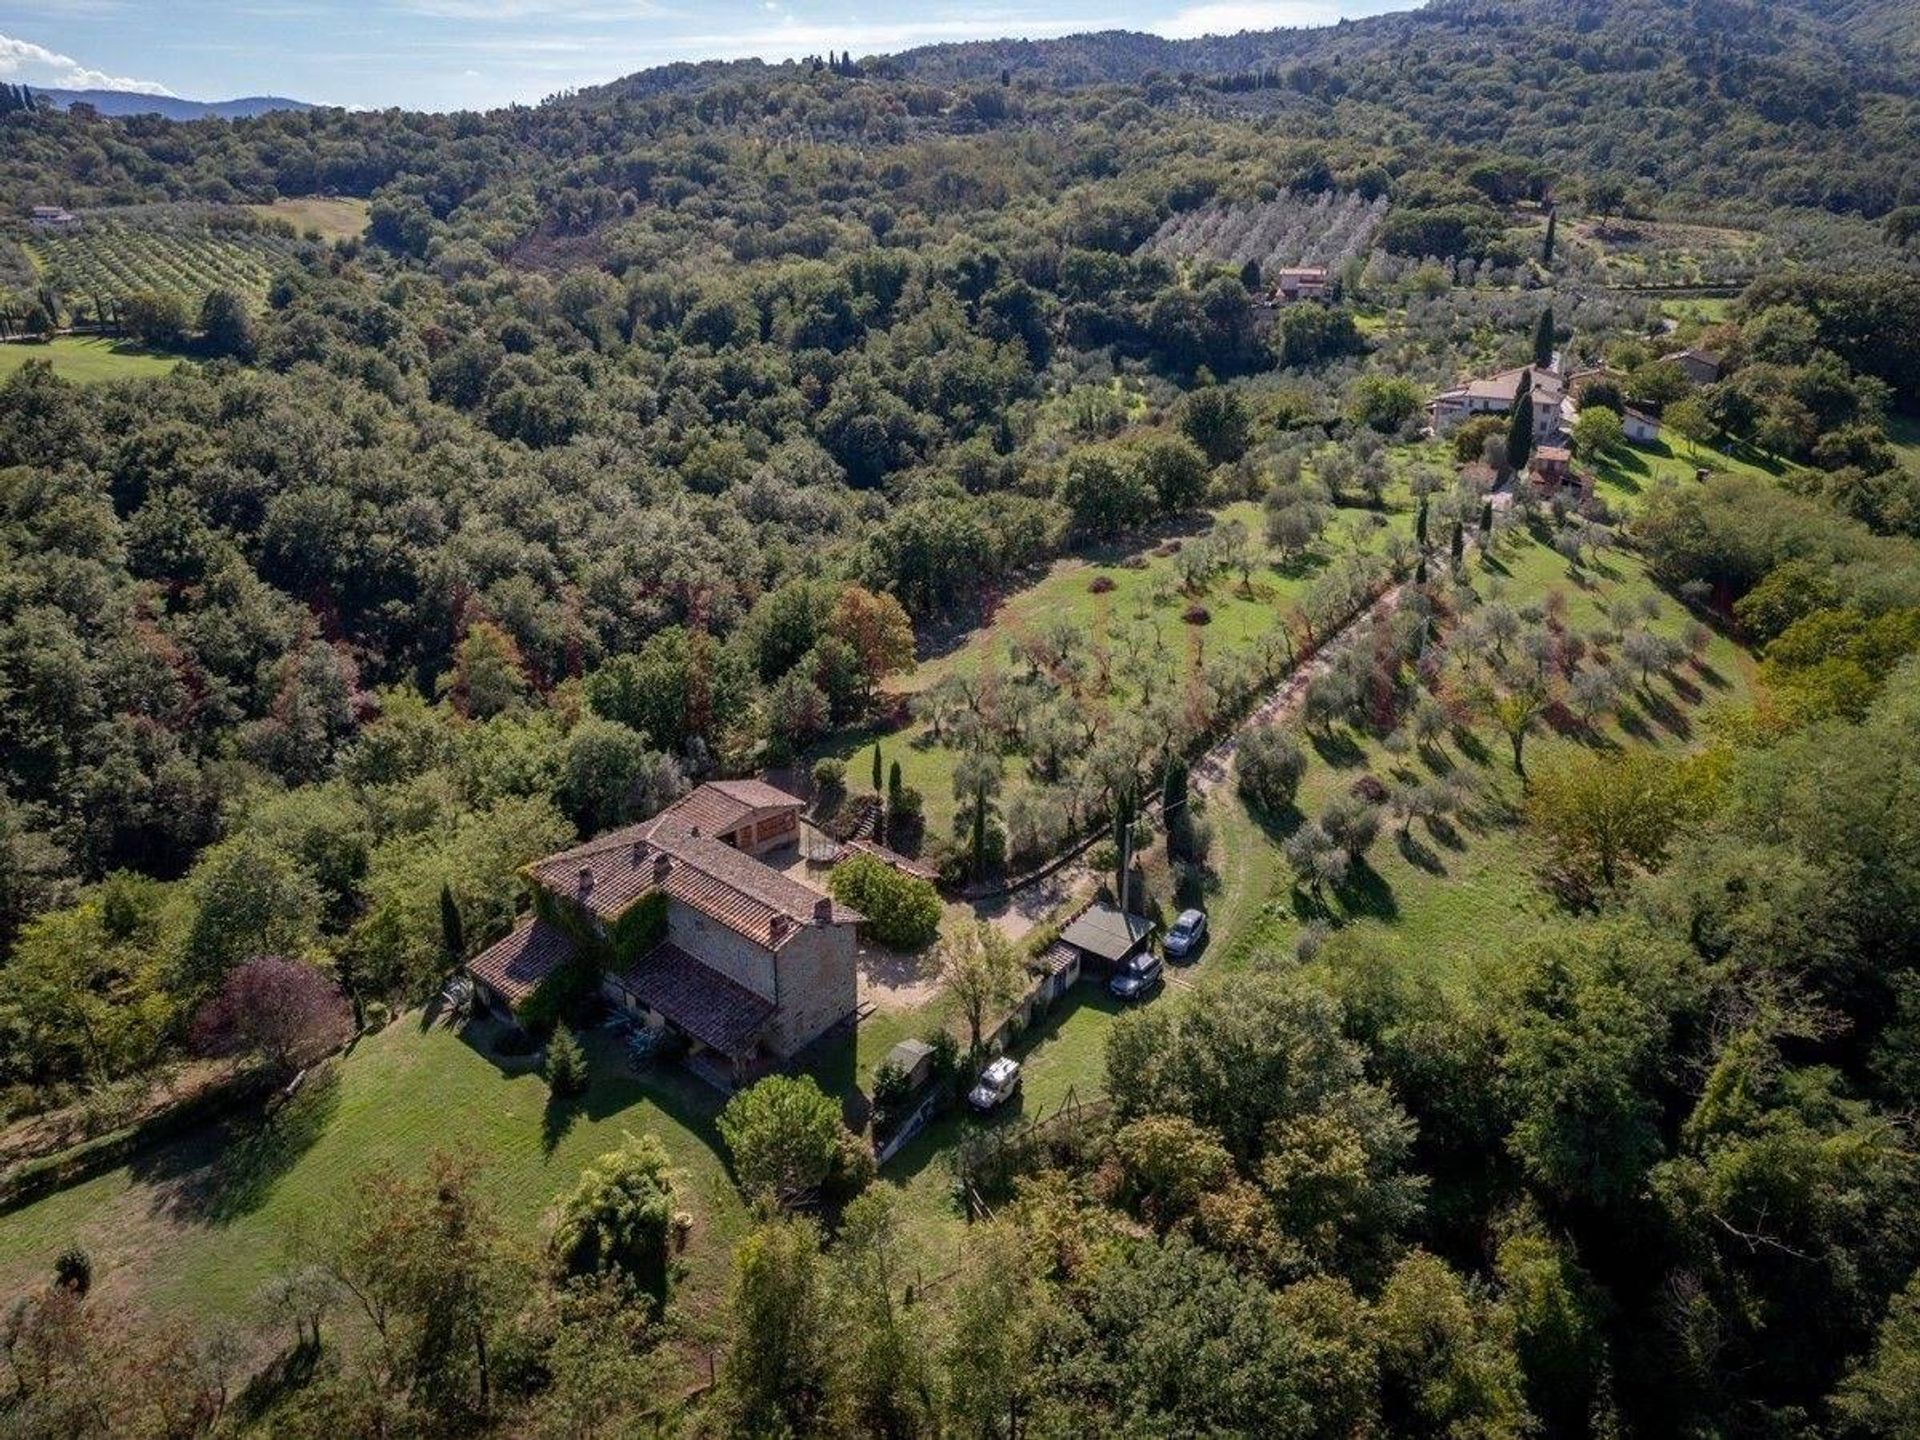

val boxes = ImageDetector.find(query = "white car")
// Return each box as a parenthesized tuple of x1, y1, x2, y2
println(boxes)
(1163, 909, 1208, 960)
(967, 1056, 1022, 1113)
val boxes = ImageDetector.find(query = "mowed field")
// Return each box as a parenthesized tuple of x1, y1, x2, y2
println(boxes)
(815, 495, 1412, 837)
(0, 336, 182, 383)
(258, 196, 369, 243)
(0, 1022, 749, 1370)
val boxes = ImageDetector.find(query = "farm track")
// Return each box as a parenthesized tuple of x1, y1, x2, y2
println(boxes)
(978, 578, 1410, 939)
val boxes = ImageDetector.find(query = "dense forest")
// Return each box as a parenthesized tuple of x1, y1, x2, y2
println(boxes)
(2, 0, 1920, 1434)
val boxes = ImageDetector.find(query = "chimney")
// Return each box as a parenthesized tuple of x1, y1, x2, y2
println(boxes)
(688, 824, 701, 839)
(814, 896, 833, 924)
(631, 840, 647, 866)
(770, 914, 792, 943)
(653, 852, 672, 883)
(577, 866, 595, 899)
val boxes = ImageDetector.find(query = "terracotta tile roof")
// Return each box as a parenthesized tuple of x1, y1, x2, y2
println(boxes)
(611, 940, 775, 1057)
(1440, 366, 1564, 408)
(468, 918, 574, 1008)
(1033, 939, 1081, 977)
(706, 778, 805, 812)
(842, 838, 940, 882)
(524, 781, 859, 949)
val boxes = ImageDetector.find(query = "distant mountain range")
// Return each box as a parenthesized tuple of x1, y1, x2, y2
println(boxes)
(30, 88, 313, 121)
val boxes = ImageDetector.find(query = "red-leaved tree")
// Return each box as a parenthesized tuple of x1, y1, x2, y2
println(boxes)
(190, 956, 352, 1076)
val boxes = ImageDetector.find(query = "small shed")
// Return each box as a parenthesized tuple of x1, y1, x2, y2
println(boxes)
(1056, 903, 1154, 975)
(1030, 939, 1082, 1005)
(1531, 445, 1572, 490)
(1622, 408, 1661, 444)
(882, 1038, 937, 1091)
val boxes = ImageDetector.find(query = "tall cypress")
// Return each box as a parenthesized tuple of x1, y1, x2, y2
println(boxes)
(1533, 307, 1555, 368)
(871, 742, 883, 794)
(1416, 495, 1430, 549)
(440, 882, 465, 962)
(1541, 207, 1557, 265)
(1507, 369, 1535, 470)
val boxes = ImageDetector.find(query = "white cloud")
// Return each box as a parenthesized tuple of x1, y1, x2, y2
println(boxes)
(1151, 1, 1385, 38)
(0, 33, 174, 94)
(399, 0, 660, 17)
(658, 14, 1094, 62)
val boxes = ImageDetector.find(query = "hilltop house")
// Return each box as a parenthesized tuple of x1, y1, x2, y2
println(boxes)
(1430, 364, 1570, 442)
(468, 779, 861, 1085)
(1660, 348, 1721, 385)
(29, 205, 77, 229)
(1272, 266, 1329, 302)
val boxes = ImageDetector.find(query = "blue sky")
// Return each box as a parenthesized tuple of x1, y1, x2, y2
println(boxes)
(0, 1, 1415, 111)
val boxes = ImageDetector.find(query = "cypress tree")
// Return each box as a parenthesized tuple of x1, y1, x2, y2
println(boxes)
(1416, 553, 1429, 586)
(440, 882, 465, 961)
(1507, 369, 1535, 470)
(1450, 521, 1465, 570)
(1416, 495, 1429, 549)
(1533, 307, 1555, 368)
(1541, 207, 1557, 265)
(871, 742, 883, 793)
(1480, 500, 1494, 542)
(887, 758, 902, 808)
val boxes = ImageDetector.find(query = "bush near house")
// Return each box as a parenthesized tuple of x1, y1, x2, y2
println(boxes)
(828, 853, 942, 950)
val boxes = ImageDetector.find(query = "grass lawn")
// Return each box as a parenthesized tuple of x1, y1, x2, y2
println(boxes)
(258, 196, 369, 244)
(0, 1020, 747, 1363)
(816, 496, 1411, 838)
(1587, 434, 1790, 514)
(1199, 525, 1757, 999)
(1661, 297, 1735, 326)
(0, 336, 182, 384)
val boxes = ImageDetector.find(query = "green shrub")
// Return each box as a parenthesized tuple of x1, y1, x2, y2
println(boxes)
(718, 1073, 851, 1207)
(361, 1000, 392, 1032)
(811, 757, 847, 794)
(828, 853, 942, 950)
(871, 1060, 914, 1134)
(54, 1245, 91, 1296)
(545, 1025, 589, 1096)
(550, 1134, 676, 1304)
(1238, 726, 1308, 814)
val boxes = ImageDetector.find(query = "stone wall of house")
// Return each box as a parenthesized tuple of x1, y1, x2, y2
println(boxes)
(768, 922, 859, 1057)
(665, 900, 778, 999)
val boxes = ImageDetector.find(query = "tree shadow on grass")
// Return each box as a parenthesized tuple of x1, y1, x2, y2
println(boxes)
(230, 1343, 324, 1427)
(1668, 672, 1704, 707)
(1690, 658, 1730, 691)
(140, 1065, 341, 1226)
(1395, 830, 1447, 875)
(543, 1088, 582, 1156)
(1309, 728, 1367, 769)
(1452, 730, 1492, 768)
(1479, 554, 1511, 578)
(1616, 703, 1655, 743)
(1639, 688, 1694, 740)
(1333, 861, 1398, 922)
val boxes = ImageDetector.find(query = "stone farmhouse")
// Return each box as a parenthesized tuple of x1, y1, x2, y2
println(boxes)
(468, 779, 862, 1085)
(1661, 348, 1722, 385)
(1429, 364, 1571, 441)
(1272, 266, 1329, 302)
